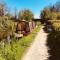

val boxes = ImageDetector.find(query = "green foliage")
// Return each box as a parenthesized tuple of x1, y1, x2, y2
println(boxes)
(51, 20, 60, 31)
(41, 8, 51, 20)
(18, 9, 34, 21)
(0, 26, 40, 60)
(0, 16, 15, 40)
(47, 21, 60, 60)
(41, 8, 58, 20)
(41, 2, 60, 21)
(50, 12, 57, 20)
(36, 21, 41, 26)
(0, 57, 5, 60)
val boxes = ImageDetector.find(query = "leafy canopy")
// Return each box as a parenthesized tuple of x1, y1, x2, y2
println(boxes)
(19, 9, 34, 21)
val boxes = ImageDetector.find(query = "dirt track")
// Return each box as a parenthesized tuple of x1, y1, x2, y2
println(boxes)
(22, 26, 49, 60)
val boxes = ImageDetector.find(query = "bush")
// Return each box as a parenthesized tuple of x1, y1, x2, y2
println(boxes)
(0, 25, 40, 60)
(0, 17, 15, 40)
(47, 21, 60, 60)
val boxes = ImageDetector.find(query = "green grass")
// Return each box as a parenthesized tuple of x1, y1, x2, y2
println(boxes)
(0, 25, 41, 60)
(18, 26, 41, 60)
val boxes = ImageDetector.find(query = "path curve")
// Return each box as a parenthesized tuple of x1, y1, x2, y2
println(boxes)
(22, 26, 49, 60)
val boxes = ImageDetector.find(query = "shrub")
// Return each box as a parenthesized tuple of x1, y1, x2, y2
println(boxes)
(0, 25, 40, 60)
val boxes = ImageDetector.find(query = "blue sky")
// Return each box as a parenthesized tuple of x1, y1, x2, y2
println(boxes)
(3, 0, 58, 18)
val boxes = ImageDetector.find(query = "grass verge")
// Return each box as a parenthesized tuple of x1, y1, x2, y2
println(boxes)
(0, 25, 41, 60)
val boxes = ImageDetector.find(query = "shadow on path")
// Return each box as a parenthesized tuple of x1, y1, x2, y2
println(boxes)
(46, 30, 60, 60)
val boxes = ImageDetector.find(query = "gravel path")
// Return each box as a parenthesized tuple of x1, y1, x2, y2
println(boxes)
(22, 26, 49, 60)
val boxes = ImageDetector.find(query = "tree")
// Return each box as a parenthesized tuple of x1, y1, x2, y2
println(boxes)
(0, 2, 15, 40)
(0, 17, 15, 40)
(50, 12, 57, 20)
(40, 2, 60, 21)
(18, 9, 34, 21)
(41, 8, 51, 20)
(54, 1, 60, 12)
(0, 3, 4, 16)
(0, 2, 7, 16)
(57, 12, 60, 19)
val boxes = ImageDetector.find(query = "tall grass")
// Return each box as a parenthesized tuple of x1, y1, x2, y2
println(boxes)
(47, 20, 60, 60)
(0, 25, 41, 60)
